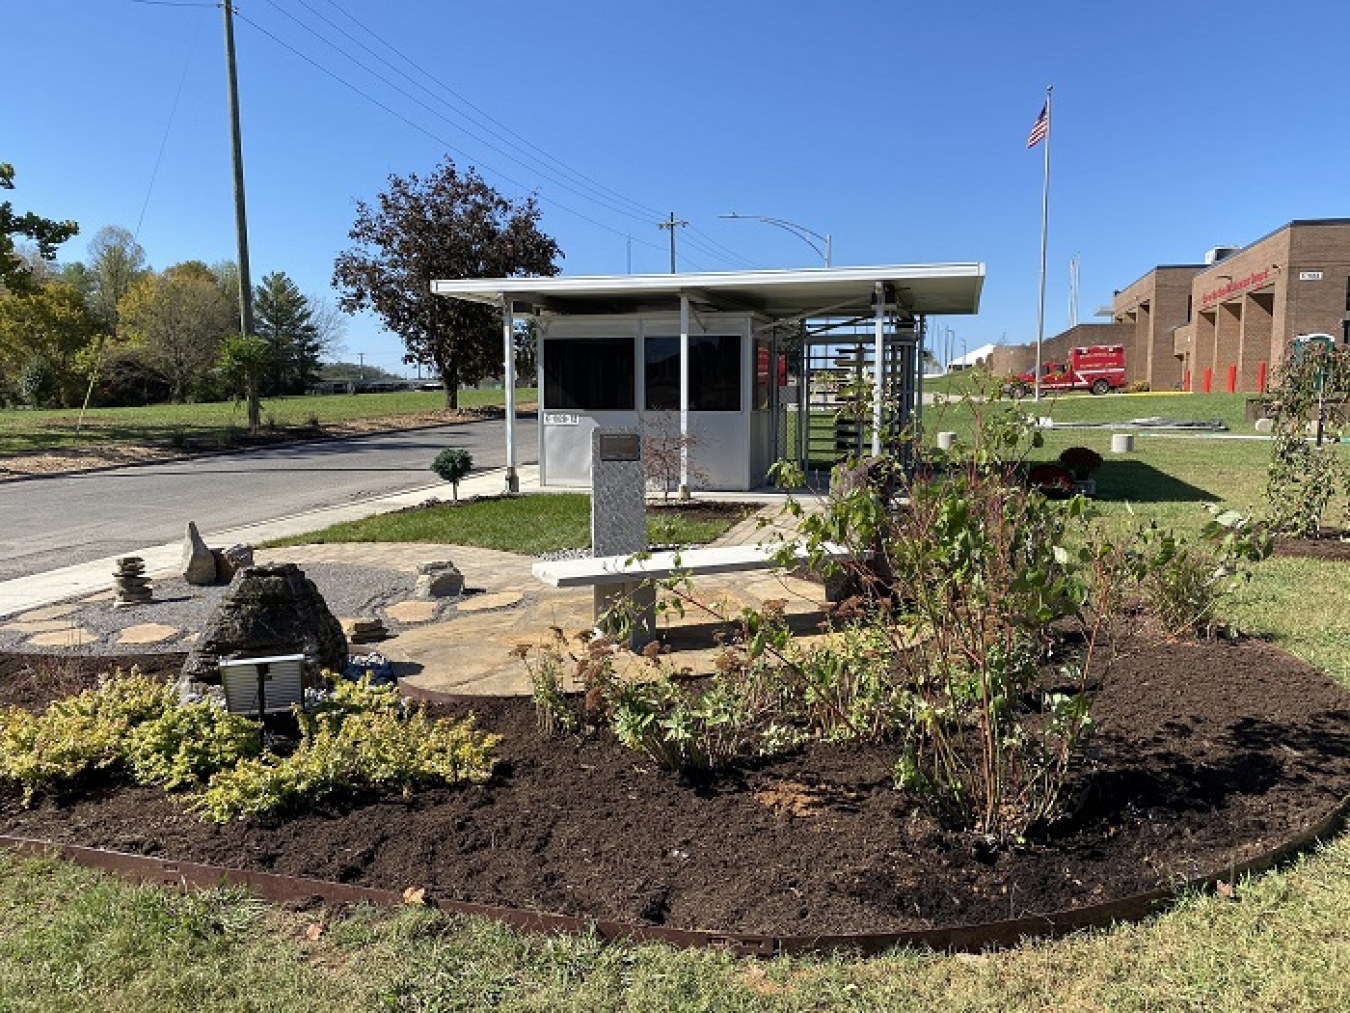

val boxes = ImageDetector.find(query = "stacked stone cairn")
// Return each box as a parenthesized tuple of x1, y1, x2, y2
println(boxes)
(112, 556, 154, 607)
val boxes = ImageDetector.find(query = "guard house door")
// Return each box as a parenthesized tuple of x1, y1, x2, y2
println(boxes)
(779, 316, 924, 475)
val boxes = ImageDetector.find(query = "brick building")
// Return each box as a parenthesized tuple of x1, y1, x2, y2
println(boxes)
(1110, 265, 1203, 390)
(1171, 220, 1350, 393)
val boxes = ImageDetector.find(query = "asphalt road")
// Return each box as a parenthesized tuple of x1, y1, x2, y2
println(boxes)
(0, 418, 532, 581)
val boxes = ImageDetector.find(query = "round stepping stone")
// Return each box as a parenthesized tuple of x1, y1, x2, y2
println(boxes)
(4, 618, 89, 634)
(456, 591, 523, 614)
(13, 604, 80, 622)
(384, 600, 439, 624)
(117, 623, 182, 645)
(27, 628, 97, 648)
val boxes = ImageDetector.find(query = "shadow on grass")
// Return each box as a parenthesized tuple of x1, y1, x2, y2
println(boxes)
(1093, 460, 1218, 503)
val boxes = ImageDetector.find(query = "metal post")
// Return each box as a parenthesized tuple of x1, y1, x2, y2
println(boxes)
(222, 2, 254, 339)
(503, 298, 519, 493)
(678, 293, 690, 499)
(1033, 85, 1053, 402)
(872, 283, 885, 457)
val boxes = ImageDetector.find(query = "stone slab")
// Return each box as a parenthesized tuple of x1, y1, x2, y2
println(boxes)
(117, 623, 182, 645)
(12, 604, 80, 622)
(456, 591, 524, 614)
(27, 628, 98, 648)
(384, 600, 440, 624)
(4, 618, 88, 634)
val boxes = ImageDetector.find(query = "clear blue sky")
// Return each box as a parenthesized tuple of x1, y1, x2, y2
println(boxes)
(10, 0, 1349, 375)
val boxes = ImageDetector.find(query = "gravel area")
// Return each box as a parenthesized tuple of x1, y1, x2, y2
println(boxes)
(0, 562, 436, 656)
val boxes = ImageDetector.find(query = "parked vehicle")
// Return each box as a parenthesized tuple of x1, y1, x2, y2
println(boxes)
(1007, 345, 1126, 397)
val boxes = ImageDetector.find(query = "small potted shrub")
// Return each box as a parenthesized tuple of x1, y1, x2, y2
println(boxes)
(1058, 446, 1104, 495)
(1027, 462, 1076, 499)
(430, 447, 473, 501)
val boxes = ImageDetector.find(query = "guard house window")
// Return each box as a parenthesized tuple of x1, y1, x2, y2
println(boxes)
(645, 335, 741, 410)
(543, 338, 634, 410)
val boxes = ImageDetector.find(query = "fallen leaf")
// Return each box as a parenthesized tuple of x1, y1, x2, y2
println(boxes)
(1215, 880, 1237, 900)
(403, 886, 427, 906)
(305, 923, 324, 941)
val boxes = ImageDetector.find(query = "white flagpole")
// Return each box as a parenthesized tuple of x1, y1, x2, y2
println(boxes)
(1034, 85, 1053, 403)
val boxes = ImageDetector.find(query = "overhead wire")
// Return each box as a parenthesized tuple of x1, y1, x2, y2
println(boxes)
(312, 0, 667, 224)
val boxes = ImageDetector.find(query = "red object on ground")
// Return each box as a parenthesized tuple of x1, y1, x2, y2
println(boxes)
(1257, 361, 1267, 391)
(1203, 367, 1213, 393)
(1227, 364, 1237, 393)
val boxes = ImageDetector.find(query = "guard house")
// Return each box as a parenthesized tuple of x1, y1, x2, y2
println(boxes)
(431, 265, 984, 492)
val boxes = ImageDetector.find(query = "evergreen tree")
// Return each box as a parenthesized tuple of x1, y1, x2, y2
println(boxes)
(254, 271, 322, 395)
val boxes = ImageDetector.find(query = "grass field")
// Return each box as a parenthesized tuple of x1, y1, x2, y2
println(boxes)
(0, 388, 537, 456)
(8, 385, 1350, 1010)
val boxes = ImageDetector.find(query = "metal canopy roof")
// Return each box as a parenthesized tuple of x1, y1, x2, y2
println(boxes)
(430, 263, 984, 319)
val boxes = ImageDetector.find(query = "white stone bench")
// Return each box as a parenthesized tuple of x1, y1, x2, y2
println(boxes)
(532, 542, 852, 645)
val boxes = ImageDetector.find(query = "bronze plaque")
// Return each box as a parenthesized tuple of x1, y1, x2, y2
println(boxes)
(598, 433, 640, 461)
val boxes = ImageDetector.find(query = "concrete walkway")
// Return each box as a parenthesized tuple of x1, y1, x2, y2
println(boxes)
(0, 467, 833, 696)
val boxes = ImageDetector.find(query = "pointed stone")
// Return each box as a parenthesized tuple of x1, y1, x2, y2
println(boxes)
(181, 521, 217, 585)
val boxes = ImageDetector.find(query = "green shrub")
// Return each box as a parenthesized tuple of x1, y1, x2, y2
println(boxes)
(190, 704, 499, 823)
(0, 671, 175, 803)
(126, 703, 262, 790)
(430, 447, 473, 500)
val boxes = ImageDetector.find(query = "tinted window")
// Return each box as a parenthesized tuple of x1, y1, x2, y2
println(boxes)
(645, 335, 741, 411)
(543, 338, 634, 410)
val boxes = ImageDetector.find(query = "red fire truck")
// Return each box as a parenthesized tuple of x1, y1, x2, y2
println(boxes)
(1008, 344, 1127, 397)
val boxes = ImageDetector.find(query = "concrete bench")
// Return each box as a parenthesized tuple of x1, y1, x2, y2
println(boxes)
(532, 542, 852, 645)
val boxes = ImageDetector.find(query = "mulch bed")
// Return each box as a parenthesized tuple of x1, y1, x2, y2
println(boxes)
(1273, 531, 1350, 562)
(1, 639, 1349, 937)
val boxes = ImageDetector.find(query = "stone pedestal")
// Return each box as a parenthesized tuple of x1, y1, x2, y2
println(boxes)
(415, 561, 464, 598)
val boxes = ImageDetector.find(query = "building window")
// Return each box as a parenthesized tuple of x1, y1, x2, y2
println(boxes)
(645, 335, 742, 411)
(543, 338, 634, 410)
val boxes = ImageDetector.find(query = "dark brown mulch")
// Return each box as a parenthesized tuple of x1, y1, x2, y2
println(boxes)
(1, 640, 1348, 937)
(1273, 531, 1350, 562)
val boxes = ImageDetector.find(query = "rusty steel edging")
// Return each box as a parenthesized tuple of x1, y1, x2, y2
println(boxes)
(3, 791, 1348, 958)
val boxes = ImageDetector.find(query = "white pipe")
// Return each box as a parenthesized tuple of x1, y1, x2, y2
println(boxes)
(502, 297, 518, 493)
(872, 282, 885, 457)
(679, 293, 690, 499)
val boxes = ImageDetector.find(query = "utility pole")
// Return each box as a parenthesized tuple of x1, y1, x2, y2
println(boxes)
(222, 2, 254, 339)
(657, 212, 687, 274)
(358, 352, 365, 380)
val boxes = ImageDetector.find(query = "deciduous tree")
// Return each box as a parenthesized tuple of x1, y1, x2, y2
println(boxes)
(118, 262, 236, 402)
(0, 162, 78, 293)
(332, 158, 560, 408)
(0, 280, 100, 406)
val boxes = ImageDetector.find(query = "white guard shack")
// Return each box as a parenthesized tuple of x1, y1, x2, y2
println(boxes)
(430, 265, 984, 493)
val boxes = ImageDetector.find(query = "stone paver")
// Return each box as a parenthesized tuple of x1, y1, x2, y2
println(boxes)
(117, 623, 182, 645)
(3, 618, 87, 634)
(384, 600, 439, 624)
(11, 604, 80, 622)
(455, 590, 523, 614)
(28, 628, 98, 648)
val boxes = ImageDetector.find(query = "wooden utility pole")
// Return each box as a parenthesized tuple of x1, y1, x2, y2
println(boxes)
(223, 2, 254, 339)
(657, 212, 687, 274)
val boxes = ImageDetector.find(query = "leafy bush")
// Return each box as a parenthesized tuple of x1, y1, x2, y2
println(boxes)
(430, 447, 474, 500)
(126, 703, 261, 790)
(0, 671, 174, 803)
(190, 707, 499, 822)
(1058, 445, 1103, 479)
(1265, 341, 1350, 536)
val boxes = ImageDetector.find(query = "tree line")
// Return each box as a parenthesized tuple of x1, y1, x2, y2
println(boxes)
(2, 155, 561, 413)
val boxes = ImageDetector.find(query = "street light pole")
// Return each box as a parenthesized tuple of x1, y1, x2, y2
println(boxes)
(719, 213, 831, 267)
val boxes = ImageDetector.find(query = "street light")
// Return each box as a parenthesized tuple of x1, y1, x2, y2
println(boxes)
(719, 213, 831, 267)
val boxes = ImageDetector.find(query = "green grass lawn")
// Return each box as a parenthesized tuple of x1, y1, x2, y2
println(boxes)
(0, 387, 538, 456)
(263, 493, 747, 554)
(10, 386, 1350, 1010)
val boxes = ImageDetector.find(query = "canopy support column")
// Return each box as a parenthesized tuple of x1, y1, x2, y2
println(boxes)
(502, 297, 519, 493)
(872, 282, 885, 458)
(679, 293, 690, 500)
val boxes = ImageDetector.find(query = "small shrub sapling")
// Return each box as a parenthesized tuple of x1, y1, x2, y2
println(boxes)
(430, 447, 473, 501)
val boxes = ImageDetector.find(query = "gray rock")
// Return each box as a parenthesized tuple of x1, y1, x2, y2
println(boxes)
(181, 521, 217, 585)
(178, 562, 349, 693)
(414, 561, 464, 598)
(212, 543, 255, 582)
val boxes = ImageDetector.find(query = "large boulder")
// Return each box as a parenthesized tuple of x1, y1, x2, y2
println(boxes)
(178, 562, 348, 693)
(181, 521, 217, 585)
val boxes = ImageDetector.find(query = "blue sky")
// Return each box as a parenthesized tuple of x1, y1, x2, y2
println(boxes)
(10, 0, 1348, 375)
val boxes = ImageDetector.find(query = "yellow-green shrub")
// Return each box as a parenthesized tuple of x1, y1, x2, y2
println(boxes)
(126, 703, 262, 790)
(0, 671, 174, 802)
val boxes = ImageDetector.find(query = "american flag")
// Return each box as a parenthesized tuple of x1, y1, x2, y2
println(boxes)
(1026, 102, 1048, 148)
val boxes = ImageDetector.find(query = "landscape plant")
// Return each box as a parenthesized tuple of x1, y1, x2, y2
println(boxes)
(1265, 339, 1350, 536)
(430, 446, 473, 500)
